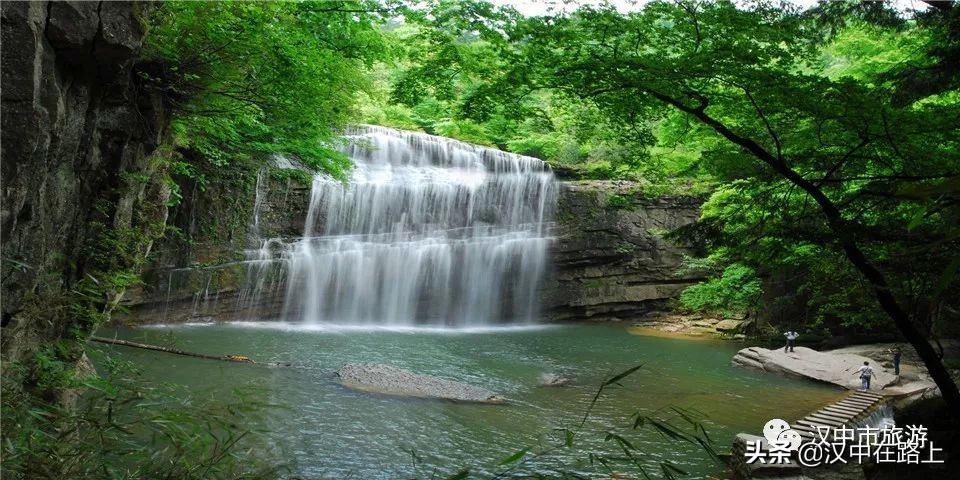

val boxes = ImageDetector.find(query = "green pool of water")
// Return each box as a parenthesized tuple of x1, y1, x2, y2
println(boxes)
(91, 322, 842, 478)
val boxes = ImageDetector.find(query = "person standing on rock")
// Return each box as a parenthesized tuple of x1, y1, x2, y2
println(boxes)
(783, 329, 799, 353)
(892, 347, 902, 376)
(855, 361, 874, 391)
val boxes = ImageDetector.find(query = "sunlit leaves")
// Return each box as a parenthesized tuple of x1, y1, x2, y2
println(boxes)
(146, 1, 392, 180)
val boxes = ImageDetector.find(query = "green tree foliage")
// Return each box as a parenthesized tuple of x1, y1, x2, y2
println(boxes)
(361, 3, 716, 193)
(680, 263, 761, 316)
(385, 0, 959, 411)
(3, 3, 399, 477)
(138, 0, 402, 268)
(145, 1, 392, 182)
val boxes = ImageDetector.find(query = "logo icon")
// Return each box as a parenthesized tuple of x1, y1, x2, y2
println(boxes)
(763, 418, 801, 451)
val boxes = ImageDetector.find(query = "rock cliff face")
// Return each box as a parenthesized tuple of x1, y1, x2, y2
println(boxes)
(542, 181, 702, 321)
(121, 172, 312, 324)
(123, 177, 702, 324)
(1, 1, 169, 364)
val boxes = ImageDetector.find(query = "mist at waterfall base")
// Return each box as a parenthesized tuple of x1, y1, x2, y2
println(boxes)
(241, 126, 556, 328)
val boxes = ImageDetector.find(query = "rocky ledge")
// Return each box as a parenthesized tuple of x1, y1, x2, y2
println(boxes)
(121, 179, 705, 325)
(732, 346, 899, 390)
(336, 363, 505, 404)
(542, 181, 703, 322)
(629, 312, 748, 339)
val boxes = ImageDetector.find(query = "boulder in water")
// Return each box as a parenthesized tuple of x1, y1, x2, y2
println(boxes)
(336, 363, 505, 404)
(538, 372, 570, 387)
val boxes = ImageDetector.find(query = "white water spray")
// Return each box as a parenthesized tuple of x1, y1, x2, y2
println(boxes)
(280, 126, 557, 326)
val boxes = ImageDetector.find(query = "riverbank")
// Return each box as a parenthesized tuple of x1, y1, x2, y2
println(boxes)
(626, 316, 955, 406)
(628, 312, 748, 339)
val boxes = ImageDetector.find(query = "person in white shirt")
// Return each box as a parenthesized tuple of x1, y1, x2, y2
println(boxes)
(783, 330, 799, 352)
(855, 361, 874, 391)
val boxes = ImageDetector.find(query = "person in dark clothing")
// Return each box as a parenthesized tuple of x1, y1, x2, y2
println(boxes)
(893, 347, 902, 376)
(783, 329, 799, 353)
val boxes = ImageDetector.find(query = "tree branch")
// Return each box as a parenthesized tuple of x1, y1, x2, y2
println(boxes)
(647, 87, 960, 410)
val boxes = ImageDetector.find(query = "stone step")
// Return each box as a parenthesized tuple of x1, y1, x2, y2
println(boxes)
(836, 399, 873, 409)
(796, 417, 833, 427)
(791, 424, 818, 437)
(842, 395, 877, 404)
(774, 389, 889, 457)
(809, 410, 850, 422)
(798, 426, 831, 440)
(822, 405, 862, 416)
(797, 419, 837, 431)
(813, 404, 860, 417)
(817, 404, 857, 415)
(803, 415, 844, 427)
(847, 394, 881, 403)
(807, 410, 855, 422)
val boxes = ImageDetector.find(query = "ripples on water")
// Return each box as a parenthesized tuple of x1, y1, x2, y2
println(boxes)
(94, 324, 844, 479)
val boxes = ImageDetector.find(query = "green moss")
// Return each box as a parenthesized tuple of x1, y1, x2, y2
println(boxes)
(556, 210, 578, 223)
(606, 194, 634, 210)
(582, 278, 606, 289)
(270, 167, 313, 186)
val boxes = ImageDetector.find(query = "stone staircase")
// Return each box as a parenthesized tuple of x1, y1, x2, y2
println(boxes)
(730, 390, 887, 479)
(790, 390, 885, 441)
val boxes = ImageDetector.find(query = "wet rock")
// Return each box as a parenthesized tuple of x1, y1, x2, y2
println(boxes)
(732, 347, 898, 390)
(337, 363, 505, 404)
(96, 2, 146, 69)
(122, 178, 704, 325)
(1, 1, 167, 366)
(57, 352, 98, 409)
(540, 181, 702, 322)
(714, 319, 744, 332)
(538, 373, 570, 387)
(46, 2, 100, 54)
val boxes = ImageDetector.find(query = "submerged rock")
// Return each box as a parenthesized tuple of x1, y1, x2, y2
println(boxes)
(336, 363, 505, 404)
(538, 373, 570, 387)
(732, 346, 898, 390)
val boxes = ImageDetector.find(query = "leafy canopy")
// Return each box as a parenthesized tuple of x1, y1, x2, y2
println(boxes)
(146, 1, 392, 182)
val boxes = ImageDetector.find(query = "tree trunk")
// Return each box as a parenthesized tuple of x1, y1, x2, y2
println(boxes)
(90, 336, 260, 363)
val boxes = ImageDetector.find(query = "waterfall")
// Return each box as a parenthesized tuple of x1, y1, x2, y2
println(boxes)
(250, 167, 268, 240)
(281, 125, 557, 326)
(854, 403, 896, 430)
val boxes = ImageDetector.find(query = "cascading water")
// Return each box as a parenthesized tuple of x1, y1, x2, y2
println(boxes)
(854, 403, 896, 430)
(280, 126, 557, 326)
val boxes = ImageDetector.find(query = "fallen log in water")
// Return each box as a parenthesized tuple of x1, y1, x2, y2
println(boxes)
(89, 336, 288, 366)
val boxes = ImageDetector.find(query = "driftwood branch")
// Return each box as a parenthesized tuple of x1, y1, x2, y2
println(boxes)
(90, 336, 288, 366)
